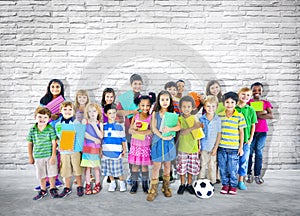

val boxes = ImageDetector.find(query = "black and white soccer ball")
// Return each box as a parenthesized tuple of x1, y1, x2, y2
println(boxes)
(193, 179, 214, 199)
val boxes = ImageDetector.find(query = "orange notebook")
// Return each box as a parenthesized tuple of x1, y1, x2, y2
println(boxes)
(60, 130, 76, 151)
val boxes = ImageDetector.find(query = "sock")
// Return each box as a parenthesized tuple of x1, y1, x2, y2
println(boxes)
(142, 171, 149, 181)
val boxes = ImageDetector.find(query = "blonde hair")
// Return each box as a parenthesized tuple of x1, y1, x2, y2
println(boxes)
(74, 89, 90, 111)
(204, 95, 219, 106)
(84, 103, 102, 122)
(238, 87, 252, 95)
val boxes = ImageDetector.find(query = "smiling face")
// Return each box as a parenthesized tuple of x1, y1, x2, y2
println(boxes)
(209, 83, 221, 96)
(50, 82, 61, 97)
(105, 108, 117, 122)
(104, 92, 115, 105)
(166, 86, 178, 98)
(35, 113, 50, 127)
(61, 105, 74, 119)
(224, 98, 237, 112)
(139, 99, 151, 114)
(239, 91, 252, 104)
(177, 81, 185, 94)
(131, 80, 143, 93)
(77, 94, 88, 106)
(204, 101, 218, 115)
(252, 85, 263, 100)
(159, 93, 171, 109)
(181, 101, 193, 117)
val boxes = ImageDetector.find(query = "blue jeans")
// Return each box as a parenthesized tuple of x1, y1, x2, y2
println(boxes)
(238, 143, 250, 176)
(217, 148, 239, 188)
(247, 132, 267, 176)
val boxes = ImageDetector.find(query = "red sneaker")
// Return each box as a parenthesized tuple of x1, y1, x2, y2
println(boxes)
(228, 186, 237, 195)
(220, 185, 229, 194)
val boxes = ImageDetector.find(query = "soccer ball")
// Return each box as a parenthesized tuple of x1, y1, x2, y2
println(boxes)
(193, 179, 214, 199)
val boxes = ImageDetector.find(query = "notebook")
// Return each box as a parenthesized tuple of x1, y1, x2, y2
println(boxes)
(250, 101, 263, 111)
(162, 112, 179, 137)
(132, 121, 149, 141)
(117, 90, 138, 118)
(185, 116, 205, 140)
(60, 130, 75, 151)
(45, 95, 64, 114)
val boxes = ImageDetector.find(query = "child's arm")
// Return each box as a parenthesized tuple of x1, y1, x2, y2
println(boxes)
(256, 107, 273, 119)
(91, 122, 103, 139)
(49, 139, 57, 165)
(151, 112, 173, 141)
(211, 132, 221, 156)
(246, 123, 256, 144)
(180, 120, 201, 136)
(82, 119, 101, 144)
(121, 141, 127, 157)
(28, 142, 34, 164)
(198, 139, 201, 154)
(162, 119, 181, 134)
(117, 109, 139, 117)
(238, 128, 244, 156)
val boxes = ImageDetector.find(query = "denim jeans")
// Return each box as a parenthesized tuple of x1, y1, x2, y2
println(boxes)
(247, 132, 267, 176)
(217, 148, 239, 188)
(238, 143, 250, 176)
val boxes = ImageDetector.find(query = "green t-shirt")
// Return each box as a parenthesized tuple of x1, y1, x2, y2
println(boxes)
(216, 102, 225, 114)
(178, 116, 199, 153)
(27, 124, 57, 159)
(235, 105, 257, 143)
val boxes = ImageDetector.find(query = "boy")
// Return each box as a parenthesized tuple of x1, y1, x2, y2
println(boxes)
(217, 92, 246, 195)
(176, 79, 185, 100)
(27, 107, 59, 200)
(164, 81, 180, 114)
(199, 96, 221, 184)
(55, 101, 84, 198)
(235, 87, 257, 190)
(101, 104, 127, 192)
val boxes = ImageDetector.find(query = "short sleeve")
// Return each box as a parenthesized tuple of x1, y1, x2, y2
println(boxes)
(238, 114, 247, 129)
(249, 107, 258, 125)
(26, 128, 33, 142)
(49, 125, 57, 141)
(217, 117, 222, 133)
(264, 100, 273, 109)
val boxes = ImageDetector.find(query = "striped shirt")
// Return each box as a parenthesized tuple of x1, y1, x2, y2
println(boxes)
(218, 110, 246, 149)
(26, 124, 56, 159)
(102, 122, 126, 160)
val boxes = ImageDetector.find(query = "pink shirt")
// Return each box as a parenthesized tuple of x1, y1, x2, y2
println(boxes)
(248, 99, 273, 132)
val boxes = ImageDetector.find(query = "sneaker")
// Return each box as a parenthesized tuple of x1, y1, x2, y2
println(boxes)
(34, 181, 50, 191)
(215, 179, 221, 184)
(55, 179, 63, 188)
(59, 187, 72, 198)
(177, 184, 186, 195)
(126, 177, 132, 186)
(246, 175, 253, 183)
(108, 181, 117, 192)
(119, 180, 127, 192)
(238, 181, 247, 190)
(33, 189, 48, 200)
(220, 185, 229, 194)
(49, 188, 59, 198)
(228, 186, 237, 195)
(77, 186, 84, 197)
(186, 184, 195, 195)
(254, 176, 264, 184)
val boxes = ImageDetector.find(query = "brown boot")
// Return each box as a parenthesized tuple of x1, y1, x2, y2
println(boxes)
(146, 179, 159, 201)
(161, 175, 172, 197)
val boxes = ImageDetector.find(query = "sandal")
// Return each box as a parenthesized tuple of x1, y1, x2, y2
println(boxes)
(92, 183, 102, 194)
(254, 176, 264, 184)
(85, 183, 92, 195)
(246, 175, 253, 183)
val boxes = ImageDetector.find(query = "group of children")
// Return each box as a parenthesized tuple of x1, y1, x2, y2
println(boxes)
(27, 75, 273, 201)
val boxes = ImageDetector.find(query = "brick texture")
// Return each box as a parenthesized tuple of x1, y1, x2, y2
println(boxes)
(0, 0, 299, 170)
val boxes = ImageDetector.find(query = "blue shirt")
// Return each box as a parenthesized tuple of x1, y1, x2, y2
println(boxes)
(199, 114, 222, 152)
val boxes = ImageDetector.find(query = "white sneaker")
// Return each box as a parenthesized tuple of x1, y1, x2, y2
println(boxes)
(119, 180, 127, 192)
(108, 181, 117, 192)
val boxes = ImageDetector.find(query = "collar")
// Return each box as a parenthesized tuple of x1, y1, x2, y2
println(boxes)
(61, 117, 73, 124)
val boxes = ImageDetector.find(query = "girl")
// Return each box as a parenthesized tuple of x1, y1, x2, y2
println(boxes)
(205, 80, 224, 114)
(101, 87, 116, 123)
(247, 82, 273, 184)
(128, 92, 156, 194)
(74, 89, 90, 123)
(147, 90, 180, 202)
(81, 103, 103, 195)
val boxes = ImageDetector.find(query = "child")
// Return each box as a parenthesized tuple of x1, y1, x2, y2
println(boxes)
(235, 87, 257, 190)
(217, 92, 246, 195)
(247, 82, 273, 184)
(128, 92, 156, 194)
(165, 81, 180, 114)
(55, 101, 84, 198)
(101, 87, 116, 123)
(176, 96, 201, 195)
(27, 107, 59, 200)
(74, 89, 90, 123)
(198, 96, 221, 184)
(206, 80, 224, 114)
(147, 90, 180, 201)
(101, 104, 127, 192)
(176, 79, 185, 100)
(81, 103, 103, 195)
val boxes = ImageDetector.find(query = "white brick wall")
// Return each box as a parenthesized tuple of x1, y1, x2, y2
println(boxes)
(0, 0, 299, 170)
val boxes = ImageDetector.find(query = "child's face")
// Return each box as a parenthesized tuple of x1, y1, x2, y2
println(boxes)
(239, 91, 252, 103)
(177, 82, 185, 94)
(78, 94, 88, 106)
(139, 99, 151, 114)
(166, 87, 178, 98)
(35, 113, 50, 127)
(105, 92, 115, 105)
(50, 82, 61, 96)
(61, 105, 74, 119)
(224, 98, 236, 112)
(131, 80, 142, 93)
(105, 109, 117, 122)
(252, 86, 263, 100)
(209, 83, 220, 96)
(181, 101, 193, 116)
(159, 94, 171, 109)
(88, 106, 98, 121)
(204, 102, 218, 115)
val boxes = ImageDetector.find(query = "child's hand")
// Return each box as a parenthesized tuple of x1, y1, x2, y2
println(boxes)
(198, 149, 201, 155)
(162, 135, 173, 141)
(211, 148, 218, 156)
(162, 126, 170, 133)
(193, 121, 201, 129)
(121, 150, 126, 157)
(29, 156, 34, 164)
(49, 156, 56, 165)
(99, 149, 103, 158)
(51, 114, 60, 120)
(246, 138, 253, 145)
(200, 123, 204, 129)
(238, 147, 244, 156)
(94, 138, 101, 144)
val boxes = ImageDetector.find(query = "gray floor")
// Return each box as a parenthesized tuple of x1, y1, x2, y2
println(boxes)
(0, 170, 299, 216)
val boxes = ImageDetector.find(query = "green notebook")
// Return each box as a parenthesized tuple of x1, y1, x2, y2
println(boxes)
(161, 112, 179, 137)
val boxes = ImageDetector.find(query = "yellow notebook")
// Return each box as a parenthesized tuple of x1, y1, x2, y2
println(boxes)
(250, 101, 263, 111)
(132, 121, 148, 141)
(60, 130, 76, 151)
(185, 116, 205, 140)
